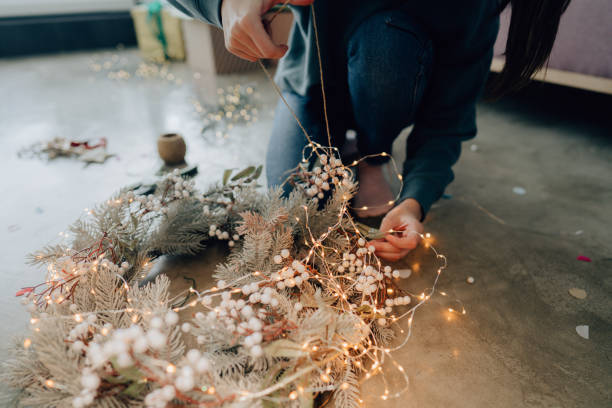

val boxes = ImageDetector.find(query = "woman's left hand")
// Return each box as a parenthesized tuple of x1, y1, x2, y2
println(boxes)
(370, 198, 424, 262)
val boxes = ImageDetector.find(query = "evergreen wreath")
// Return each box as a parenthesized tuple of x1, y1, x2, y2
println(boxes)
(3, 144, 447, 408)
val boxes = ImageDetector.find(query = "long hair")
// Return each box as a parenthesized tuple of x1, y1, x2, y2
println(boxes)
(490, 0, 571, 97)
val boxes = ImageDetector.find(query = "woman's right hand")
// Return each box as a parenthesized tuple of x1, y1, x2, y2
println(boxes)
(220, 0, 314, 62)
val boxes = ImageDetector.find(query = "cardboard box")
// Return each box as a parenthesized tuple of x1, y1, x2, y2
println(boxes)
(182, 10, 294, 74)
(131, 5, 185, 62)
(182, 18, 256, 75)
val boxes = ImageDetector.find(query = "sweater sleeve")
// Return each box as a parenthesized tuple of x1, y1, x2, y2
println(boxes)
(398, 20, 498, 219)
(168, 0, 223, 28)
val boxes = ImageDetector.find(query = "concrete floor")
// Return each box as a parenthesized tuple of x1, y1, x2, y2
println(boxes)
(1, 49, 610, 407)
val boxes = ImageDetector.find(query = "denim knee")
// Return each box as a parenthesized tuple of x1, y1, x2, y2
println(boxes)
(346, 8, 433, 162)
(347, 9, 432, 95)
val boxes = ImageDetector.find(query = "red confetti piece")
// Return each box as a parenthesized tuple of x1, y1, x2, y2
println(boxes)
(577, 255, 592, 262)
(69, 138, 107, 150)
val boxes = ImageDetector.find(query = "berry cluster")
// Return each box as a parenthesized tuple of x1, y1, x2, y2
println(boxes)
(335, 239, 415, 327)
(143, 386, 177, 408)
(72, 368, 100, 407)
(271, 251, 311, 291)
(162, 169, 196, 200)
(300, 154, 352, 204)
(75, 311, 211, 407)
(195, 283, 284, 358)
(208, 224, 239, 247)
(125, 169, 196, 214)
(128, 190, 167, 214)
(384, 295, 412, 308)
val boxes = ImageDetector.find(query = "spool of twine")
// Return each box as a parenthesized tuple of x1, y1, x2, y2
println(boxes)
(157, 133, 186, 165)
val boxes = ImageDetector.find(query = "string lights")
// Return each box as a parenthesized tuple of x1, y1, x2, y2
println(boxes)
(13, 140, 455, 407)
(5, 5, 463, 408)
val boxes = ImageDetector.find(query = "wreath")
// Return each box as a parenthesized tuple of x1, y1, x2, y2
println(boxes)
(3, 142, 447, 408)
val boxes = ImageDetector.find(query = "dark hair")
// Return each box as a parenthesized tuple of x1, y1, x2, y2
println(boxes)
(490, 0, 571, 97)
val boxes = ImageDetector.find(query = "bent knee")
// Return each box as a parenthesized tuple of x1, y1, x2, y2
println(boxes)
(347, 9, 433, 86)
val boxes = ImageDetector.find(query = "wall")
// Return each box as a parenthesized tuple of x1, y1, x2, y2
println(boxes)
(0, 0, 133, 17)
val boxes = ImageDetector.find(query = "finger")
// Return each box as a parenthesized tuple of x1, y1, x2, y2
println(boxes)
(227, 44, 258, 62)
(231, 29, 264, 59)
(404, 222, 424, 235)
(378, 217, 398, 236)
(244, 17, 287, 59)
(384, 233, 420, 250)
(376, 252, 403, 262)
(370, 240, 401, 253)
(227, 26, 262, 58)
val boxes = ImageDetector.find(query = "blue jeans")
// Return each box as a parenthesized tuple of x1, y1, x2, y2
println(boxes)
(266, 7, 433, 192)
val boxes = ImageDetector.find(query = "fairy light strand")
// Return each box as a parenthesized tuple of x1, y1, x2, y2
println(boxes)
(14, 5, 462, 405)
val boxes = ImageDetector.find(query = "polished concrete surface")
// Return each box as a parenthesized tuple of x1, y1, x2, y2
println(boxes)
(1, 49, 610, 407)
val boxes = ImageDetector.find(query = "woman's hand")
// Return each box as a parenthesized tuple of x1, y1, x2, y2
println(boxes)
(220, 0, 314, 61)
(370, 198, 424, 262)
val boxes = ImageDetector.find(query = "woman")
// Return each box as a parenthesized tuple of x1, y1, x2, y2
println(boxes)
(170, 0, 570, 261)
